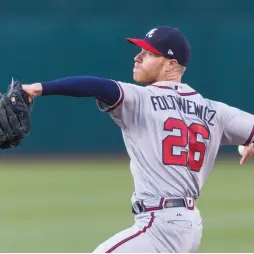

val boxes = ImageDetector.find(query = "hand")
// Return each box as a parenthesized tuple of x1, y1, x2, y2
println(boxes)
(22, 83, 42, 101)
(240, 143, 254, 165)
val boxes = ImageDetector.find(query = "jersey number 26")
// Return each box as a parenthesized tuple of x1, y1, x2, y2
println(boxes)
(163, 118, 210, 172)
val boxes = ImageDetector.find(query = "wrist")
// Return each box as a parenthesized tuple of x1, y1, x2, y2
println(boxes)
(32, 83, 43, 96)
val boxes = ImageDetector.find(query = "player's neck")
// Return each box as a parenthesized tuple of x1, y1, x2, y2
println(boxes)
(156, 73, 182, 83)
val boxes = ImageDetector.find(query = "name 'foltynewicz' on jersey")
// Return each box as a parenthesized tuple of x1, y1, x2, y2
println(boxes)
(150, 95, 217, 126)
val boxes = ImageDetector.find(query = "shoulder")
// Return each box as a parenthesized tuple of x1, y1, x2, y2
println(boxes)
(204, 98, 226, 110)
(206, 99, 241, 114)
(116, 81, 153, 95)
(117, 81, 145, 89)
(204, 99, 244, 123)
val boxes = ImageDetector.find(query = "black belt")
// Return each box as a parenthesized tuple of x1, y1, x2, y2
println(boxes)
(132, 198, 191, 215)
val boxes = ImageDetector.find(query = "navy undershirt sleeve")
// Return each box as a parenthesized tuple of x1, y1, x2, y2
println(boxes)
(41, 76, 120, 105)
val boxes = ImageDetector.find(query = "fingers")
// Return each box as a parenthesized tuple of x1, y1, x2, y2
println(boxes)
(21, 85, 33, 102)
(240, 143, 254, 165)
(240, 145, 248, 165)
(240, 151, 249, 165)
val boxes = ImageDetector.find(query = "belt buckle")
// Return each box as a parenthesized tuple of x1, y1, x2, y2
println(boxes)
(184, 197, 195, 210)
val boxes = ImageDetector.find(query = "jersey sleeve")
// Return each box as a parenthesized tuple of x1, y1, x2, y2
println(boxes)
(219, 102, 254, 145)
(96, 81, 143, 129)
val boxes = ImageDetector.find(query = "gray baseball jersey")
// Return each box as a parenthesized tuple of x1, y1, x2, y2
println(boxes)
(97, 81, 254, 202)
(95, 80, 254, 253)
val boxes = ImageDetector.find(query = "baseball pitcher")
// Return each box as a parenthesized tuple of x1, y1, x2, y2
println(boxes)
(21, 26, 254, 253)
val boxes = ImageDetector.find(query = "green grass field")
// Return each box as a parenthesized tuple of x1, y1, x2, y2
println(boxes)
(0, 158, 254, 252)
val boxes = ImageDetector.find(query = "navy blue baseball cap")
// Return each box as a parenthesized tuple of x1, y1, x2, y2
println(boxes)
(126, 26, 191, 67)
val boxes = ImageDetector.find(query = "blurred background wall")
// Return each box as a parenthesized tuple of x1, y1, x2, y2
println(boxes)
(0, 0, 254, 154)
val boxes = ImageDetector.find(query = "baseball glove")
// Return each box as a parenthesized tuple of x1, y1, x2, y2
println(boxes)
(0, 79, 33, 149)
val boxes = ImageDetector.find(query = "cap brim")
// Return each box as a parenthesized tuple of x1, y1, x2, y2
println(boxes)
(126, 38, 162, 55)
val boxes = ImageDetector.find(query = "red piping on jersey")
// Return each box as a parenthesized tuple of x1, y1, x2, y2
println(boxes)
(243, 127, 254, 146)
(150, 85, 198, 96)
(105, 212, 155, 253)
(106, 81, 125, 112)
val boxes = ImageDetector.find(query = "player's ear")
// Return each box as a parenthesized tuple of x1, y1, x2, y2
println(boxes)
(165, 59, 178, 72)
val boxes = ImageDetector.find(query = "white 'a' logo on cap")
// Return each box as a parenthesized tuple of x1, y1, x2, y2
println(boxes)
(146, 28, 157, 38)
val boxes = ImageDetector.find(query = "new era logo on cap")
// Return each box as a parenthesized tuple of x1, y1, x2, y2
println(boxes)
(168, 49, 174, 55)
(126, 26, 191, 66)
